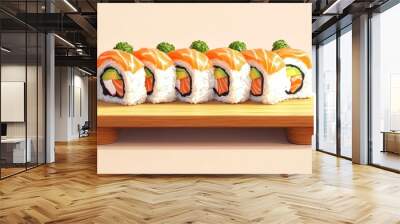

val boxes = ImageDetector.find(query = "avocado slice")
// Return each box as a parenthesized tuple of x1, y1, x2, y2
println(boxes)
(144, 67, 154, 78)
(102, 68, 121, 80)
(286, 65, 302, 78)
(176, 67, 189, 80)
(249, 67, 262, 80)
(214, 67, 228, 79)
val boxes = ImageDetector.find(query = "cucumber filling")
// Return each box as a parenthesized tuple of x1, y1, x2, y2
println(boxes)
(213, 66, 230, 97)
(285, 65, 304, 94)
(175, 66, 192, 97)
(100, 67, 124, 98)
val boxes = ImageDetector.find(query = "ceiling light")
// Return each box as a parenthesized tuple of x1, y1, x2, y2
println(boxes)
(78, 67, 92, 76)
(54, 34, 75, 48)
(63, 0, 78, 12)
(322, 0, 355, 15)
(1, 47, 11, 53)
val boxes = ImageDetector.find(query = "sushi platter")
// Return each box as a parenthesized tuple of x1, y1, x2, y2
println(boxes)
(97, 40, 313, 145)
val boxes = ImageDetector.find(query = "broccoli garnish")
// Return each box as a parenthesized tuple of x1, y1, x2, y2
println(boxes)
(272, 40, 290, 51)
(114, 42, 134, 53)
(228, 41, 247, 52)
(190, 40, 209, 53)
(157, 42, 175, 54)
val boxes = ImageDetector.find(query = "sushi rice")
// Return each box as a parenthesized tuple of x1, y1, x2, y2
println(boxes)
(283, 57, 312, 99)
(274, 48, 313, 99)
(97, 57, 147, 105)
(212, 60, 251, 104)
(142, 63, 176, 104)
(248, 61, 289, 104)
(174, 61, 214, 104)
(242, 49, 290, 104)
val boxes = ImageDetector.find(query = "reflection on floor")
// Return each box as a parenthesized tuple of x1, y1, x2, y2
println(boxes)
(0, 167, 25, 178)
(0, 135, 400, 223)
(373, 150, 400, 171)
(0, 162, 44, 179)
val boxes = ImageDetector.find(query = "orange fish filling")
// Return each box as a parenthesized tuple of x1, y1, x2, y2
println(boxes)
(285, 65, 304, 94)
(144, 67, 155, 95)
(175, 66, 192, 97)
(112, 79, 124, 97)
(100, 67, 125, 98)
(215, 77, 229, 96)
(249, 67, 263, 96)
(251, 78, 263, 96)
(213, 66, 230, 96)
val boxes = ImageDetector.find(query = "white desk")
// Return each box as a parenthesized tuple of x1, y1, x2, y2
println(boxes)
(1, 138, 31, 163)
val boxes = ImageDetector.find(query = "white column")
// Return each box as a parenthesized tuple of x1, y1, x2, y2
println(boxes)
(352, 14, 369, 164)
(45, 0, 55, 163)
(46, 33, 55, 163)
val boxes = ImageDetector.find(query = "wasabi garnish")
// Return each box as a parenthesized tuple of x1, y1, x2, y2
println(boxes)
(157, 42, 175, 54)
(114, 42, 134, 53)
(190, 40, 209, 53)
(228, 41, 247, 52)
(272, 40, 290, 51)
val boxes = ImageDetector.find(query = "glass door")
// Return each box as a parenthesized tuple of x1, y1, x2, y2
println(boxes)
(1, 30, 28, 178)
(339, 26, 352, 158)
(0, 0, 46, 179)
(317, 35, 337, 155)
(370, 3, 400, 171)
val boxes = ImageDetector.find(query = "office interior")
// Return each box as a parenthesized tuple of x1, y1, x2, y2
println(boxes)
(0, 0, 97, 179)
(0, 0, 400, 222)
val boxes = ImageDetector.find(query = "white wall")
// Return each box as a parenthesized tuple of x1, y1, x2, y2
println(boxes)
(1, 65, 38, 138)
(55, 66, 70, 141)
(54, 67, 89, 141)
(1, 63, 46, 164)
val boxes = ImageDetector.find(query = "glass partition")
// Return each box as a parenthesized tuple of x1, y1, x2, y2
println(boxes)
(0, 1, 46, 179)
(317, 35, 337, 155)
(370, 3, 400, 171)
(27, 31, 38, 169)
(339, 27, 352, 158)
(1, 31, 28, 177)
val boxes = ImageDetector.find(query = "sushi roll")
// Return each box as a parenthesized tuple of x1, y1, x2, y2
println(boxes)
(97, 49, 147, 105)
(168, 48, 214, 104)
(242, 49, 290, 104)
(273, 44, 312, 99)
(134, 48, 176, 103)
(206, 48, 251, 104)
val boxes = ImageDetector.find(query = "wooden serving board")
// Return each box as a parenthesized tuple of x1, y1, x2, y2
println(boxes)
(97, 98, 314, 145)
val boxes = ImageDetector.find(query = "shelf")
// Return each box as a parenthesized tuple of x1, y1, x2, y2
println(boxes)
(97, 98, 314, 145)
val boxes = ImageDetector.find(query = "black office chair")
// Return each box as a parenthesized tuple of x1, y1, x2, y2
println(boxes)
(79, 121, 90, 138)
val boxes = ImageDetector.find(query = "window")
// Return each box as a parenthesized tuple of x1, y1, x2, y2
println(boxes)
(0, 1, 46, 179)
(339, 27, 352, 158)
(317, 35, 337, 154)
(370, 3, 400, 171)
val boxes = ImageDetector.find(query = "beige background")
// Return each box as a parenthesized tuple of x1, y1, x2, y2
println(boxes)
(98, 128, 311, 174)
(97, 3, 311, 56)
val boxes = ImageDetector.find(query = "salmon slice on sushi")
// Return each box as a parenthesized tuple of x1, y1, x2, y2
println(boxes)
(134, 48, 176, 103)
(242, 49, 290, 104)
(97, 42, 146, 105)
(168, 48, 213, 104)
(206, 48, 251, 104)
(273, 40, 312, 99)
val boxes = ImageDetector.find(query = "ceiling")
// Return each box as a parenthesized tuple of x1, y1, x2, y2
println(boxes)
(0, 0, 392, 72)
